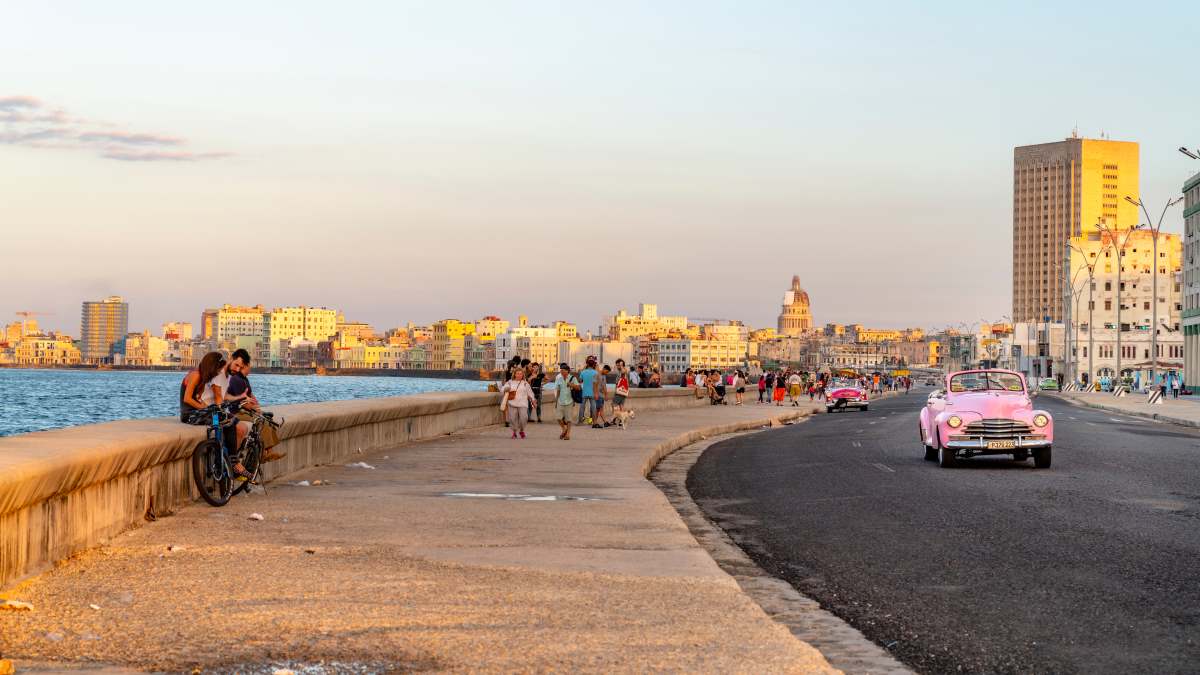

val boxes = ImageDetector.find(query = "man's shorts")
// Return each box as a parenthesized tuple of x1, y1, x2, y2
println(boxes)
(595, 398, 605, 411)
(555, 404, 573, 422)
(613, 394, 627, 406)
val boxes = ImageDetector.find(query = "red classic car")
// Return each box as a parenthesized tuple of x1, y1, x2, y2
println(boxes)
(918, 369, 1054, 468)
(826, 380, 869, 413)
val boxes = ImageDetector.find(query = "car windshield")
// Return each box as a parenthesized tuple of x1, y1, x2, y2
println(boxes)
(948, 372, 1025, 393)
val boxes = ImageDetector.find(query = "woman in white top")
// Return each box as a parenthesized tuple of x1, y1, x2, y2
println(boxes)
(502, 368, 536, 439)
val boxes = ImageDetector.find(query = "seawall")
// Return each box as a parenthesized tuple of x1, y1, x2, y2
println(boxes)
(0, 387, 706, 589)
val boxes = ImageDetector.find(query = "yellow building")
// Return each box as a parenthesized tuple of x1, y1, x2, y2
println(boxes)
(123, 330, 170, 366)
(431, 319, 476, 369)
(200, 304, 265, 343)
(554, 321, 578, 341)
(268, 306, 338, 343)
(603, 303, 686, 340)
(474, 316, 510, 342)
(14, 333, 82, 366)
(334, 344, 406, 369)
(1013, 136, 1139, 323)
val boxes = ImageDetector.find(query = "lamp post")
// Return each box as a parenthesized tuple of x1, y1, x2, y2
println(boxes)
(1067, 240, 1099, 387)
(1124, 195, 1184, 389)
(1096, 220, 1143, 385)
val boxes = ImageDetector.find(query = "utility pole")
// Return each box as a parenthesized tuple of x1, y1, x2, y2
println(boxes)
(1068, 240, 1100, 389)
(1125, 195, 1183, 390)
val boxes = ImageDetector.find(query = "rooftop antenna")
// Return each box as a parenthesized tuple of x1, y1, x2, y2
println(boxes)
(1071, 125, 1079, 139)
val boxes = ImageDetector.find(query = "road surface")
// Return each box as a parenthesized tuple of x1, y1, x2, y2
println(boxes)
(688, 393, 1200, 673)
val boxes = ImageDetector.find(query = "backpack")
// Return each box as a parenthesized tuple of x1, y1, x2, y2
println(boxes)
(571, 376, 583, 404)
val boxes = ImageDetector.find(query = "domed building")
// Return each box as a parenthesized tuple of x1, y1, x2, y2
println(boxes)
(777, 275, 813, 337)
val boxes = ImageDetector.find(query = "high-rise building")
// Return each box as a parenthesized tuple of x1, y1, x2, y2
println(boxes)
(777, 275, 813, 336)
(1012, 135, 1139, 323)
(80, 296, 129, 363)
(1182, 170, 1200, 391)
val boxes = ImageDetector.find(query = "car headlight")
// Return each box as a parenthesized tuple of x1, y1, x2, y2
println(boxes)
(1033, 414, 1049, 428)
(947, 415, 963, 429)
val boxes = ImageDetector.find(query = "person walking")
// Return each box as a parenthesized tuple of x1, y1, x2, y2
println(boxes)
(577, 357, 599, 426)
(614, 363, 631, 413)
(787, 370, 802, 407)
(773, 370, 787, 406)
(757, 372, 767, 403)
(554, 362, 579, 440)
(528, 362, 545, 423)
(1171, 372, 1181, 399)
(734, 370, 746, 405)
(502, 368, 536, 439)
(594, 364, 612, 428)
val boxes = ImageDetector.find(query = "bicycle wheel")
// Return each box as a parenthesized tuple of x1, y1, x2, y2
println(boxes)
(192, 440, 232, 507)
(231, 439, 262, 497)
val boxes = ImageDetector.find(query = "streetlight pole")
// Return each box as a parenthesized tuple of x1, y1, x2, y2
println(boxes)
(1067, 240, 1099, 387)
(1124, 195, 1184, 390)
(1096, 220, 1143, 386)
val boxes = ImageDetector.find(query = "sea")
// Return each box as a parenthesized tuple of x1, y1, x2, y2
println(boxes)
(0, 369, 493, 437)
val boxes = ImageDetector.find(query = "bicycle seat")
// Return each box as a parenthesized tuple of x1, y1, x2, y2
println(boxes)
(263, 412, 274, 419)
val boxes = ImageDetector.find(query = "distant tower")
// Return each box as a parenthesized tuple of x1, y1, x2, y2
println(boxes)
(777, 276, 813, 337)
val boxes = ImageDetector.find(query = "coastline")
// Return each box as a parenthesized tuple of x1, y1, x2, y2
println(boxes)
(0, 364, 497, 381)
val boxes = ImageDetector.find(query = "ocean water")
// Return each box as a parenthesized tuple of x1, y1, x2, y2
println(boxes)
(0, 369, 492, 437)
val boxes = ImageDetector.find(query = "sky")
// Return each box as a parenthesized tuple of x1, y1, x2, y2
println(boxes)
(3, 1, 1199, 337)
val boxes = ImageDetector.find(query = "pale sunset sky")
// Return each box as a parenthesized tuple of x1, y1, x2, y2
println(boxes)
(2, 1, 1198, 335)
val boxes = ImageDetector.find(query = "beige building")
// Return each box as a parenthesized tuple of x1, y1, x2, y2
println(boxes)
(777, 276, 813, 336)
(431, 319, 475, 369)
(13, 333, 82, 366)
(603, 303, 687, 340)
(161, 322, 193, 341)
(81, 296, 129, 363)
(1013, 135, 1140, 323)
(200, 304, 265, 345)
(123, 331, 170, 366)
(474, 316, 510, 342)
(654, 338, 748, 373)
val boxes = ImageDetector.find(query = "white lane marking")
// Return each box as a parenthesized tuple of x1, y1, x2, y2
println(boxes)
(871, 463, 895, 473)
(869, 421, 877, 425)
(1068, 416, 1078, 420)
(852, 441, 862, 448)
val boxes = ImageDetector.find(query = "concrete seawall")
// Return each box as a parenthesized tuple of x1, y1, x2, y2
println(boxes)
(0, 387, 705, 589)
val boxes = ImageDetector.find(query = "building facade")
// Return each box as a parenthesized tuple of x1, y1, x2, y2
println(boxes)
(200, 305, 266, 345)
(80, 296, 129, 363)
(777, 276, 813, 336)
(431, 319, 475, 370)
(1184, 171, 1200, 390)
(13, 333, 82, 366)
(654, 338, 749, 373)
(1013, 136, 1139, 323)
(123, 331, 170, 366)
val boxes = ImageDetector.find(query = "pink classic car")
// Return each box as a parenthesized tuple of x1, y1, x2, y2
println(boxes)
(918, 369, 1054, 468)
(826, 379, 868, 413)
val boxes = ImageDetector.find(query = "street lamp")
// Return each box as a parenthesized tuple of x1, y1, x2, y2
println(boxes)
(1095, 219, 1143, 385)
(1066, 240, 1100, 387)
(1180, 147, 1200, 160)
(1123, 195, 1183, 389)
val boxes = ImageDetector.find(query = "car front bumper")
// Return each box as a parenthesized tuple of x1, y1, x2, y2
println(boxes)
(829, 398, 868, 408)
(945, 435, 1050, 450)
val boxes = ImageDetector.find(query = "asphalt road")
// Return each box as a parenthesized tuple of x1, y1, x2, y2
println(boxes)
(688, 393, 1200, 674)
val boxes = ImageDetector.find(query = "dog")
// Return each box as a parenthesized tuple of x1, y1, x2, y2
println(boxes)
(613, 409, 636, 429)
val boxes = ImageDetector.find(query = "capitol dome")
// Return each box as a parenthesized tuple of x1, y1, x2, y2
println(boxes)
(777, 275, 813, 337)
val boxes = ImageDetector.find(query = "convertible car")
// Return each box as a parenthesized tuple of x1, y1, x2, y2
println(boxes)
(918, 369, 1054, 468)
(826, 380, 868, 413)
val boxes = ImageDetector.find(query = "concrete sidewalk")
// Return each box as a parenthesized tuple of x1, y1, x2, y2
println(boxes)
(1049, 390, 1200, 427)
(0, 401, 837, 673)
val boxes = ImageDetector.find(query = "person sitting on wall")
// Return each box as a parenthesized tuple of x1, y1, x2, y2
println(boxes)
(226, 348, 285, 462)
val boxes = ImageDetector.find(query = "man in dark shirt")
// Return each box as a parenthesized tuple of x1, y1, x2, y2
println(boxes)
(226, 349, 284, 461)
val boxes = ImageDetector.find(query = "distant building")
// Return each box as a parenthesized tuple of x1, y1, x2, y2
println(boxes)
(1013, 136, 1140, 323)
(81, 296, 129, 363)
(124, 331, 170, 366)
(474, 316, 511, 342)
(602, 303, 686, 340)
(654, 338, 748, 373)
(431, 319, 475, 369)
(559, 340, 633, 370)
(777, 276, 813, 336)
(161, 322, 193, 341)
(13, 332, 81, 366)
(1184, 170, 1200, 391)
(200, 304, 265, 346)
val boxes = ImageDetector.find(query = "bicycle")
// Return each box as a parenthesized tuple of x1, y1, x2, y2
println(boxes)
(191, 405, 236, 507)
(230, 408, 283, 498)
(190, 405, 284, 506)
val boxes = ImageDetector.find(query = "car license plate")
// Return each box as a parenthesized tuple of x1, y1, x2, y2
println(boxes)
(986, 440, 1016, 450)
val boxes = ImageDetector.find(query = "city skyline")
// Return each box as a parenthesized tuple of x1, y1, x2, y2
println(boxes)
(3, 3, 1199, 334)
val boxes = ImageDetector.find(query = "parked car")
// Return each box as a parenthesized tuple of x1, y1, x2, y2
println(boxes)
(826, 380, 869, 412)
(1038, 378, 1059, 391)
(918, 369, 1054, 468)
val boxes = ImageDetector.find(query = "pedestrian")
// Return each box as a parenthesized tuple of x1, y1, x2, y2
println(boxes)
(501, 368, 536, 439)
(614, 362, 631, 413)
(734, 370, 746, 405)
(757, 372, 767, 404)
(627, 362, 641, 388)
(1171, 373, 1181, 399)
(636, 364, 649, 388)
(577, 357, 599, 426)
(714, 371, 727, 404)
(683, 367, 694, 387)
(787, 370, 802, 407)
(594, 364, 612, 428)
(773, 371, 787, 406)
(554, 362, 579, 440)
(528, 362, 545, 422)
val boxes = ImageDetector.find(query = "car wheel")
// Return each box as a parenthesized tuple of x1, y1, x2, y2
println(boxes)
(1033, 446, 1052, 469)
(1013, 450, 1029, 462)
(924, 446, 938, 461)
(861, 405, 869, 412)
(825, 406, 833, 414)
(937, 433, 956, 468)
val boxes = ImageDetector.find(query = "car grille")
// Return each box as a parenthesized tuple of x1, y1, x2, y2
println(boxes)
(962, 419, 1033, 438)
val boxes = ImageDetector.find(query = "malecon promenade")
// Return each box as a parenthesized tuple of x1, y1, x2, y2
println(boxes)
(0, 388, 906, 673)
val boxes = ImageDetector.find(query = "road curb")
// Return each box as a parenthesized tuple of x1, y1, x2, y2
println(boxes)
(648, 411, 913, 675)
(1045, 393, 1200, 429)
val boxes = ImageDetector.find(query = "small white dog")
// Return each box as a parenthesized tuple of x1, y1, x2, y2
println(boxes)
(613, 409, 636, 429)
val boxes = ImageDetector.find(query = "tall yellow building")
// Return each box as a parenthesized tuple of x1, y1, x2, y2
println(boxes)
(1013, 136, 1139, 323)
(431, 319, 476, 370)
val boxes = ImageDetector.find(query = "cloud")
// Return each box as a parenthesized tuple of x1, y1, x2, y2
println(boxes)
(0, 95, 229, 162)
